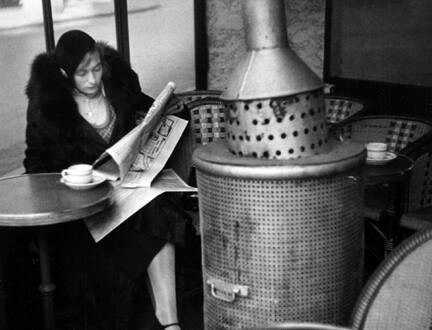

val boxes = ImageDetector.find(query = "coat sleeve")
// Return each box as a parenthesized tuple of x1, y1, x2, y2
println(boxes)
(23, 103, 52, 173)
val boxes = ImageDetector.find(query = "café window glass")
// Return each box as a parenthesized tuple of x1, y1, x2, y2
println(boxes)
(129, 0, 195, 95)
(0, 0, 45, 176)
(0, 0, 197, 176)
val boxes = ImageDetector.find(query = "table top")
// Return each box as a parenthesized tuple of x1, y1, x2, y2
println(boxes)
(363, 154, 414, 185)
(0, 173, 113, 227)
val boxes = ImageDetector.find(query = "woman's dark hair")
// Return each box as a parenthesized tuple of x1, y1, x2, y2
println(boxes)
(54, 30, 98, 85)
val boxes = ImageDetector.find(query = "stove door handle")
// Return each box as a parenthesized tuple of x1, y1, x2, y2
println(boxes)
(206, 276, 249, 302)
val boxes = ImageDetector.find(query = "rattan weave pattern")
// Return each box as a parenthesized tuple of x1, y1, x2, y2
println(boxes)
(351, 228, 432, 330)
(340, 117, 432, 153)
(324, 96, 365, 124)
(198, 171, 364, 329)
(189, 99, 226, 146)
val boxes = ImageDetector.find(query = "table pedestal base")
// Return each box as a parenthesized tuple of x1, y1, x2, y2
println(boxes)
(38, 229, 56, 330)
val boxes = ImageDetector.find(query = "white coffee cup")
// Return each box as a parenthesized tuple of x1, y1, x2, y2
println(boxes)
(366, 142, 387, 160)
(61, 164, 93, 184)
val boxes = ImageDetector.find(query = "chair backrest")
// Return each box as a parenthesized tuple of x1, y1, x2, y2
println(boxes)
(188, 97, 226, 148)
(350, 228, 432, 330)
(165, 96, 226, 184)
(339, 115, 432, 153)
(167, 89, 223, 114)
(324, 96, 366, 124)
(404, 149, 432, 211)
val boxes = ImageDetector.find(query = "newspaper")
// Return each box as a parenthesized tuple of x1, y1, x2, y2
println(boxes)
(92, 81, 187, 187)
(122, 115, 187, 187)
(82, 82, 196, 241)
(85, 169, 197, 242)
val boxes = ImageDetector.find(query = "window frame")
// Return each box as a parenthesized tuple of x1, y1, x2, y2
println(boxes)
(41, 0, 206, 88)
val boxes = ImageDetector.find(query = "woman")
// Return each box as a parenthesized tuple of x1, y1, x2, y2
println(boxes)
(24, 30, 182, 330)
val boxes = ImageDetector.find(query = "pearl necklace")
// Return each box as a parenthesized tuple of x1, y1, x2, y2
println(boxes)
(84, 96, 105, 118)
(74, 88, 105, 118)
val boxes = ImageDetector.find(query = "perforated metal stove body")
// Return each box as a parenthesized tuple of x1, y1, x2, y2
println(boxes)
(193, 141, 365, 329)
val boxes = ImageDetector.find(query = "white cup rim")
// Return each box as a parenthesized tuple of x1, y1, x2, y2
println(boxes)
(65, 164, 93, 176)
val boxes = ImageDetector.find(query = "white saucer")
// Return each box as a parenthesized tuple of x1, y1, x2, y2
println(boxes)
(366, 152, 397, 165)
(60, 175, 106, 190)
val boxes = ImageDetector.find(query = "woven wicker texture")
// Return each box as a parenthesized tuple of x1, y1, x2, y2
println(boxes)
(224, 91, 328, 159)
(340, 116, 432, 153)
(400, 151, 432, 231)
(197, 171, 364, 329)
(324, 96, 365, 124)
(189, 98, 226, 147)
(163, 91, 223, 182)
(351, 228, 432, 330)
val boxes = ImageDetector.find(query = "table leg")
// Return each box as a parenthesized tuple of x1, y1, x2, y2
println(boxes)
(0, 256, 7, 329)
(384, 175, 409, 256)
(37, 229, 56, 330)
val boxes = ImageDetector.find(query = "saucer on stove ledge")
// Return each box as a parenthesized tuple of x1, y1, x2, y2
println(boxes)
(366, 152, 397, 165)
(60, 175, 106, 190)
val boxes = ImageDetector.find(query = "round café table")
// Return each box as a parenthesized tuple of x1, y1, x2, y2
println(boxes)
(0, 173, 113, 330)
(363, 154, 414, 255)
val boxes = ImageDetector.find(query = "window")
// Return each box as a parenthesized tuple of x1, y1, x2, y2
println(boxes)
(129, 0, 195, 96)
(0, 0, 197, 176)
(0, 0, 45, 176)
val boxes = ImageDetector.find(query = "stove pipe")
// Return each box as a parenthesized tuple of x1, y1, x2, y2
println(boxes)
(221, 0, 323, 100)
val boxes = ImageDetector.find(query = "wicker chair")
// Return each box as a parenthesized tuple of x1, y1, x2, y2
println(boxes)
(166, 96, 226, 221)
(324, 95, 366, 126)
(187, 97, 226, 148)
(350, 227, 432, 329)
(399, 144, 432, 232)
(161, 90, 223, 180)
(166, 89, 223, 114)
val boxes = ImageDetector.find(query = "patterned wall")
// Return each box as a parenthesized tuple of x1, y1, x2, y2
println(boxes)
(207, 0, 326, 90)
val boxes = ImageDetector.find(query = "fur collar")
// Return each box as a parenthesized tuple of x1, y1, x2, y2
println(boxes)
(25, 43, 134, 127)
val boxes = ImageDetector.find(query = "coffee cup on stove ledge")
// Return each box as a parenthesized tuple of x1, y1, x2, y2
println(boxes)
(61, 164, 93, 184)
(366, 142, 388, 160)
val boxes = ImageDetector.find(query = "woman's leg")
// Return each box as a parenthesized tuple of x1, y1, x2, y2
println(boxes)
(147, 242, 181, 330)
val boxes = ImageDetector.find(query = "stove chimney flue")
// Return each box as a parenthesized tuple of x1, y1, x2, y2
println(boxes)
(221, 0, 323, 101)
(243, 0, 288, 50)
